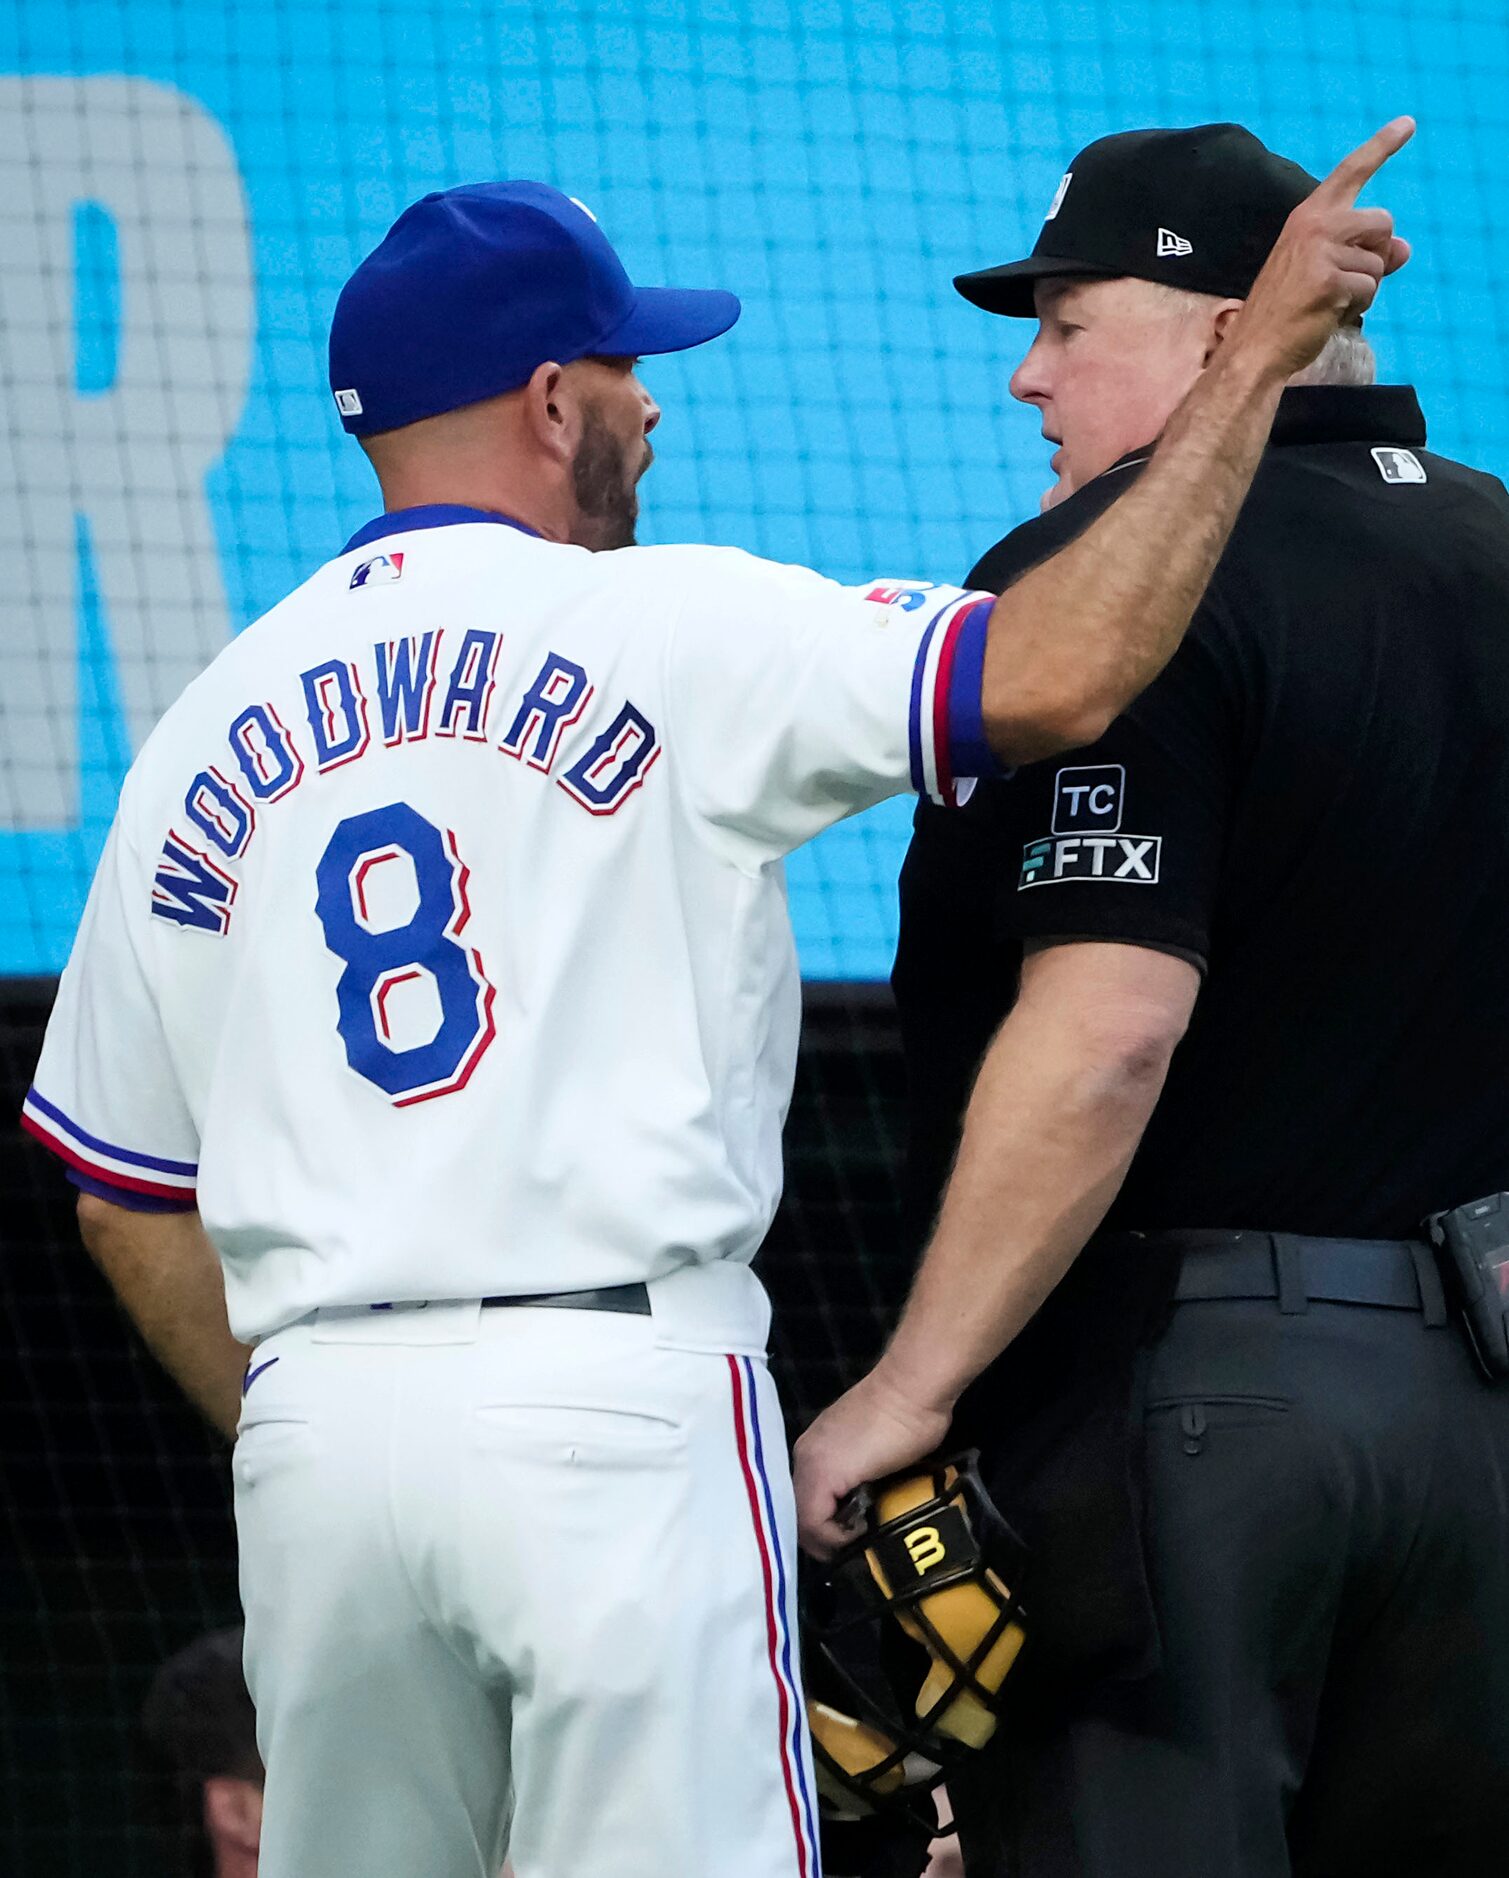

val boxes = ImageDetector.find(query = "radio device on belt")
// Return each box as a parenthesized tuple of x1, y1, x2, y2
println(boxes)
(1425, 1192, 1509, 1379)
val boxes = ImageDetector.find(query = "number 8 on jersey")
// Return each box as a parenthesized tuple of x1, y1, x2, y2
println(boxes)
(314, 800, 496, 1105)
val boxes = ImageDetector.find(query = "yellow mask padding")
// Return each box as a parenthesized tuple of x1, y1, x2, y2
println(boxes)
(867, 1469, 1026, 1749)
(808, 1698, 905, 1797)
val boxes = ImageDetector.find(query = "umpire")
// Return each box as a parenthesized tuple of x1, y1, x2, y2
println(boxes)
(796, 124, 1509, 1874)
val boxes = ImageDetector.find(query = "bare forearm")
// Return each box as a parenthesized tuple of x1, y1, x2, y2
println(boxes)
(77, 1196, 249, 1438)
(981, 346, 1279, 762)
(878, 998, 1175, 1415)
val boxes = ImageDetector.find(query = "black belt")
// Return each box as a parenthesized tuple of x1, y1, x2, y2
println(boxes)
(480, 1282, 651, 1316)
(1115, 1230, 1449, 1325)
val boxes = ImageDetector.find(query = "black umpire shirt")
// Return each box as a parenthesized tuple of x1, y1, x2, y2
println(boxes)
(895, 385, 1509, 1245)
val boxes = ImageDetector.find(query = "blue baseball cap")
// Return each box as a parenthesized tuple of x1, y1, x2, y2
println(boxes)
(328, 181, 741, 436)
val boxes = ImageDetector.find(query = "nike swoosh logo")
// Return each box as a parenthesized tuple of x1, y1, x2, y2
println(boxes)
(242, 1356, 280, 1397)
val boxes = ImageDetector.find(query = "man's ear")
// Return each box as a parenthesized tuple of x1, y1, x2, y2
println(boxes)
(1205, 298, 1246, 364)
(522, 359, 577, 463)
(203, 1776, 263, 1854)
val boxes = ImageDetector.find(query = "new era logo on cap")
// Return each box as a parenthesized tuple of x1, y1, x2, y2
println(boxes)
(334, 388, 363, 416)
(1157, 227, 1193, 258)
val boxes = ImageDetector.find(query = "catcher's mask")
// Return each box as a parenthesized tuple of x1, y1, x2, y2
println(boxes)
(804, 1452, 1027, 1838)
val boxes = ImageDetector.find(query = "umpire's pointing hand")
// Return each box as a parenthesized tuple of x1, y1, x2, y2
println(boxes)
(1231, 115, 1414, 382)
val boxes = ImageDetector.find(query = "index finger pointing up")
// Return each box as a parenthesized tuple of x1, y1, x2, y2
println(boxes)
(1313, 116, 1416, 208)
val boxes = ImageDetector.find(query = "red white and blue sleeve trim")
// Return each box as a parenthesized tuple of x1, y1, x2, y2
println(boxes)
(20, 1087, 198, 1211)
(908, 592, 1004, 806)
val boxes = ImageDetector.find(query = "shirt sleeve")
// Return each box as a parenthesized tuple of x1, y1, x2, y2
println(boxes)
(21, 815, 199, 1212)
(990, 610, 1243, 966)
(662, 550, 1003, 860)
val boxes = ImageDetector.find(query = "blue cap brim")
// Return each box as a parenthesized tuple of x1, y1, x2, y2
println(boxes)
(595, 284, 741, 358)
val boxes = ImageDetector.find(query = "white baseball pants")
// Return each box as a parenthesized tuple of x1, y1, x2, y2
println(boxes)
(233, 1282, 822, 1877)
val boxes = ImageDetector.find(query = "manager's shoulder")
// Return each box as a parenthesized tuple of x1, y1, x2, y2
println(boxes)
(623, 540, 833, 591)
(613, 542, 842, 623)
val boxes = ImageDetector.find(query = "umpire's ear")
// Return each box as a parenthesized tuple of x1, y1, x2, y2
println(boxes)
(1200, 297, 1245, 368)
(819, 1813, 935, 1878)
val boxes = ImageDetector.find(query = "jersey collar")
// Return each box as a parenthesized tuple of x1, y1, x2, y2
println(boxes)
(1090, 386, 1427, 493)
(1268, 385, 1426, 449)
(341, 504, 542, 555)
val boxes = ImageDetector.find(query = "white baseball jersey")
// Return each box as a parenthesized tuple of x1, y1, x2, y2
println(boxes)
(25, 507, 999, 1342)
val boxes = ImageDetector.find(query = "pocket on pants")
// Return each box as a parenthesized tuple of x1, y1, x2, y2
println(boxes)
(232, 1415, 313, 1494)
(472, 1402, 686, 1462)
(1146, 1393, 1290, 1458)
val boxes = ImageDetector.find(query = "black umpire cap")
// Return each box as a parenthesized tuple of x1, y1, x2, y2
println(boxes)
(956, 123, 1318, 317)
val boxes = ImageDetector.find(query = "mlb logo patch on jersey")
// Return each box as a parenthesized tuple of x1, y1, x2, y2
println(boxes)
(350, 551, 404, 589)
(1371, 446, 1427, 485)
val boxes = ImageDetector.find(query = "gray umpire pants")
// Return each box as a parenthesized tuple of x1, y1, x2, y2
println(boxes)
(954, 1255, 1509, 1876)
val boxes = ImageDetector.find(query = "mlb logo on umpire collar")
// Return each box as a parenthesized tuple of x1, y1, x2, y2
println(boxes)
(1052, 764, 1125, 834)
(1372, 446, 1427, 485)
